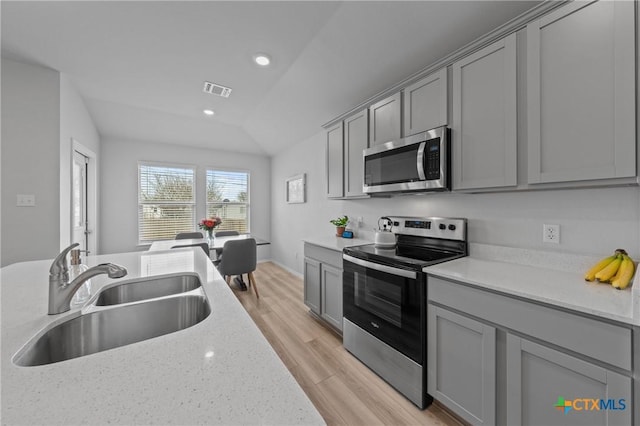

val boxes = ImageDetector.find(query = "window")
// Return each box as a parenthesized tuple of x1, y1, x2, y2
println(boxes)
(138, 163, 195, 243)
(206, 169, 249, 233)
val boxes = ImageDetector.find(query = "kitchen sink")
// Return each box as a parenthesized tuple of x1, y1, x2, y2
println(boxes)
(13, 293, 210, 367)
(95, 273, 201, 306)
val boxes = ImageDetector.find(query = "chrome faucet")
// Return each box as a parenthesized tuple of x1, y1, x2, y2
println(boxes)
(49, 243, 128, 314)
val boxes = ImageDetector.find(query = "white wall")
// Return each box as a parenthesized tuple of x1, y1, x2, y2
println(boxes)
(1, 59, 61, 266)
(100, 137, 271, 260)
(271, 130, 640, 274)
(59, 74, 101, 251)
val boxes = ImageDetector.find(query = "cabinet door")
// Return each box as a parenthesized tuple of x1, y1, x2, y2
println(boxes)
(303, 257, 321, 315)
(403, 68, 448, 137)
(369, 92, 402, 146)
(428, 305, 496, 425)
(320, 263, 343, 332)
(527, 0, 635, 184)
(326, 122, 344, 198)
(344, 109, 369, 198)
(507, 335, 631, 426)
(452, 33, 517, 190)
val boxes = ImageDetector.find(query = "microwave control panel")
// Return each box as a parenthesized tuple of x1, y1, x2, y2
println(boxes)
(424, 139, 441, 180)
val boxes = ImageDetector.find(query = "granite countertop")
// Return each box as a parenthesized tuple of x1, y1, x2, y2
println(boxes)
(424, 246, 638, 326)
(302, 235, 372, 252)
(1, 248, 324, 425)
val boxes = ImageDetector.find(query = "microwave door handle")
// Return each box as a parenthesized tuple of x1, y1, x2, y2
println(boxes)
(416, 141, 426, 180)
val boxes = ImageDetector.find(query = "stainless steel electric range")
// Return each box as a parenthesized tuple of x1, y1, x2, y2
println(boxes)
(342, 216, 467, 409)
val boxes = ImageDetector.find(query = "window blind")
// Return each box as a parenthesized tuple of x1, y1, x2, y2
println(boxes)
(138, 164, 195, 242)
(206, 170, 249, 233)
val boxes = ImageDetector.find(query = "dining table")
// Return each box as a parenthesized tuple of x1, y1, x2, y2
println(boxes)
(156, 234, 270, 291)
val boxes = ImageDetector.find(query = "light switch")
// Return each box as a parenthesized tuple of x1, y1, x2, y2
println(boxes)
(17, 194, 35, 207)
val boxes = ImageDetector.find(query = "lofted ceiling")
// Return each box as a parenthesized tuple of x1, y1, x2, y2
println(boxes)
(1, 1, 540, 156)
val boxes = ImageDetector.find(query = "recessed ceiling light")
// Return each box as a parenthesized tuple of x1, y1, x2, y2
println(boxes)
(254, 53, 271, 66)
(203, 109, 215, 116)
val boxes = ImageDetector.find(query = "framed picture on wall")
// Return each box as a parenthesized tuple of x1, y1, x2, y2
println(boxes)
(286, 173, 306, 204)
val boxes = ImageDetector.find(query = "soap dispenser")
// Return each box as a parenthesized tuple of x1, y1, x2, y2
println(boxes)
(69, 248, 91, 307)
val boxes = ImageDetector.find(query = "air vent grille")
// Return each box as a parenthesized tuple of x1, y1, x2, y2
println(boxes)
(203, 81, 232, 98)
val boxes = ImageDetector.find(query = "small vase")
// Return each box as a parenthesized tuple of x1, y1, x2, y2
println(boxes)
(336, 226, 345, 237)
(207, 230, 214, 241)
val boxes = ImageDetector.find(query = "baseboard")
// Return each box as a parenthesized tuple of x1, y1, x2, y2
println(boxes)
(265, 259, 303, 279)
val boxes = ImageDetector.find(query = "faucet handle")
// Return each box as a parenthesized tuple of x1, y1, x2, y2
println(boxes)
(49, 243, 80, 276)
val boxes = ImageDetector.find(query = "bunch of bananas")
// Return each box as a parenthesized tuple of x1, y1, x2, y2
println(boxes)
(584, 249, 636, 290)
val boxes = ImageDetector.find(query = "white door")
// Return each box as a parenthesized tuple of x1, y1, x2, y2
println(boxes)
(72, 150, 89, 253)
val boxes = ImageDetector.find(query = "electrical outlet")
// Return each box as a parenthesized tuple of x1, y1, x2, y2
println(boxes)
(16, 194, 35, 207)
(543, 224, 560, 244)
(356, 216, 363, 227)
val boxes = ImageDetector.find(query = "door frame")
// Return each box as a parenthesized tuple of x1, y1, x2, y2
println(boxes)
(71, 139, 98, 256)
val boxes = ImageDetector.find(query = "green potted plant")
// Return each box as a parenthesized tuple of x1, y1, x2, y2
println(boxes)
(329, 215, 349, 237)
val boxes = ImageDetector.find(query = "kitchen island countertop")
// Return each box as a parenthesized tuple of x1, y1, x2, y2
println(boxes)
(1, 248, 324, 425)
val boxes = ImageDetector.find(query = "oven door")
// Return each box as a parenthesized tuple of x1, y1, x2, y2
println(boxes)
(343, 254, 423, 363)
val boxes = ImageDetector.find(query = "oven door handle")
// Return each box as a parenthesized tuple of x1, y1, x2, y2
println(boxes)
(343, 254, 417, 279)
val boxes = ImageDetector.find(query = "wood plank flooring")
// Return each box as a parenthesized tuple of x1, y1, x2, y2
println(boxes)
(229, 261, 463, 426)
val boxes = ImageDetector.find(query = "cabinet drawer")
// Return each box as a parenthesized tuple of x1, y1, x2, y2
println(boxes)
(428, 276, 631, 370)
(304, 243, 343, 269)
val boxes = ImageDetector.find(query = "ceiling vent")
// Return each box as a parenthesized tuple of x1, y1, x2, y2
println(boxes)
(203, 81, 232, 98)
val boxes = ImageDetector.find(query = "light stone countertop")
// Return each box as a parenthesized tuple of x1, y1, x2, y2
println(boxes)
(1, 248, 325, 425)
(424, 245, 637, 326)
(302, 236, 372, 252)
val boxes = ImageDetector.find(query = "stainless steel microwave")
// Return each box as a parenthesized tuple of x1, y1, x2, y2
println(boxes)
(363, 126, 449, 195)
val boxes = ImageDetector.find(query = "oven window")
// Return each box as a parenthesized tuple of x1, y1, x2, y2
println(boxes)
(354, 271, 402, 327)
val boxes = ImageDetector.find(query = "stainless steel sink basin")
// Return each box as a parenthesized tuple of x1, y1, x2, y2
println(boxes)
(95, 273, 201, 306)
(13, 293, 210, 366)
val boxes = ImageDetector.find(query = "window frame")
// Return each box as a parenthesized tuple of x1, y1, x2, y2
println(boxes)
(137, 161, 197, 244)
(205, 166, 251, 234)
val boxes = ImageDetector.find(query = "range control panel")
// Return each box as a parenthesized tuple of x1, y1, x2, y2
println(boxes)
(388, 216, 466, 241)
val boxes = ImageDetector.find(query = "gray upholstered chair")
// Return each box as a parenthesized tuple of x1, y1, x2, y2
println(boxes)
(171, 242, 210, 257)
(214, 230, 239, 237)
(216, 238, 258, 297)
(213, 230, 240, 259)
(175, 231, 204, 240)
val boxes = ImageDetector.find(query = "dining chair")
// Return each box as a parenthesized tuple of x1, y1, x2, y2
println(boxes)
(171, 242, 210, 258)
(216, 238, 259, 298)
(175, 231, 204, 240)
(213, 230, 239, 259)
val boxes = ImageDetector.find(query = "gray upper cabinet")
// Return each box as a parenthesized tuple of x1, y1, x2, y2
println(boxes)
(326, 122, 344, 198)
(527, 0, 636, 184)
(369, 92, 402, 146)
(343, 109, 369, 198)
(403, 68, 448, 137)
(452, 34, 517, 190)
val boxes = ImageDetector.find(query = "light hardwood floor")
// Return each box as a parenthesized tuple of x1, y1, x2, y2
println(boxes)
(228, 261, 463, 426)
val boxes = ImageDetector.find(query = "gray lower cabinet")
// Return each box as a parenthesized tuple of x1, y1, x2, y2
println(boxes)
(427, 275, 633, 425)
(303, 257, 321, 315)
(320, 263, 343, 331)
(303, 243, 343, 333)
(427, 305, 496, 425)
(507, 334, 631, 426)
